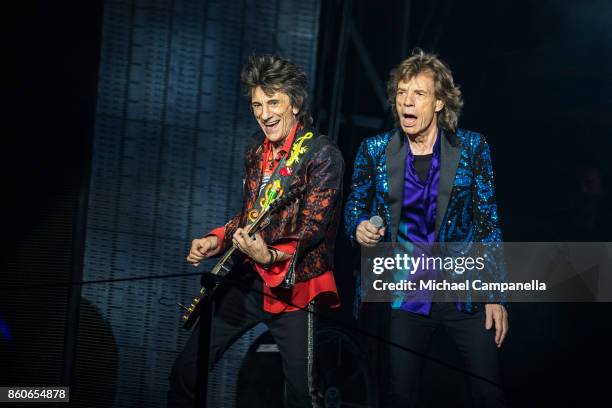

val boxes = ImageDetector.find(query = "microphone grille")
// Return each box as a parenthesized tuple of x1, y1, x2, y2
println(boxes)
(369, 215, 383, 229)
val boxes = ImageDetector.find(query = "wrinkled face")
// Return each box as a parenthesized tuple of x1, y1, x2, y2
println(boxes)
(251, 86, 299, 144)
(395, 72, 444, 137)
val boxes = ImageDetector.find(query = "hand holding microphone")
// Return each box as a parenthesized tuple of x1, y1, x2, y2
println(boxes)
(356, 215, 385, 247)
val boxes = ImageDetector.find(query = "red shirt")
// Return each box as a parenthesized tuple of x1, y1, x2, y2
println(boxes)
(208, 124, 339, 313)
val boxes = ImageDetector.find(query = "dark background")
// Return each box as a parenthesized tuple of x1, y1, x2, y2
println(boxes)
(3, 0, 612, 407)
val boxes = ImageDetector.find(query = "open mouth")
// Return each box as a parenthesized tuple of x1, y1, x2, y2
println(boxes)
(402, 113, 417, 127)
(263, 120, 280, 132)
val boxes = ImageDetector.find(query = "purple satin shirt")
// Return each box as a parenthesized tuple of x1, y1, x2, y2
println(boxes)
(395, 132, 441, 315)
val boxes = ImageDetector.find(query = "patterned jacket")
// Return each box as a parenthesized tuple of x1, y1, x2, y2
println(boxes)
(344, 128, 506, 306)
(219, 128, 344, 285)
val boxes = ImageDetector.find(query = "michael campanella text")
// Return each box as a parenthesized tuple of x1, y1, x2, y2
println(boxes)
(372, 279, 547, 292)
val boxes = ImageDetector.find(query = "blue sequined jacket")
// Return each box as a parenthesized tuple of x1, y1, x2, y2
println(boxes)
(344, 128, 505, 306)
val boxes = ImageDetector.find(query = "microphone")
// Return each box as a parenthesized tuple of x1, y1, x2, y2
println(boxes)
(369, 215, 384, 230)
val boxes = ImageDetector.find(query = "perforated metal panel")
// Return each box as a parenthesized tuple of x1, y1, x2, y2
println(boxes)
(75, 0, 320, 406)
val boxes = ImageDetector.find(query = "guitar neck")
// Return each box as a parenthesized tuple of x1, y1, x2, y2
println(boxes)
(211, 213, 268, 276)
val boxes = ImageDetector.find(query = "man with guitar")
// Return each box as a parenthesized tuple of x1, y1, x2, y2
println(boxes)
(167, 55, 344, 408)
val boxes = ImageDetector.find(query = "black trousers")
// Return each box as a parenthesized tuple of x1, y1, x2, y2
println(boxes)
(385, 303, 507, 408)
(167, 275, 317, 408)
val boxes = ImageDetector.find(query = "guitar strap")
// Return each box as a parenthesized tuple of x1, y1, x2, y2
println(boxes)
(247, 128, 316, 225)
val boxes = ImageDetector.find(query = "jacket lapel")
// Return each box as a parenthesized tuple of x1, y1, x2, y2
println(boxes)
(385, 129, 407, 242)
(435, 130, 461, 237)
(248, 142, 264, 209)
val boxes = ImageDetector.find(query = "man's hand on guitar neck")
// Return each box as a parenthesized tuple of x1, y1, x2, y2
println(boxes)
(232, 228, 271, 265)
(233, 228, 291, 266)
(186, 235, 221, 267)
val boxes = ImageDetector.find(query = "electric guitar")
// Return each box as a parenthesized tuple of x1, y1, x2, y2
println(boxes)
(180, 184, 305, 330)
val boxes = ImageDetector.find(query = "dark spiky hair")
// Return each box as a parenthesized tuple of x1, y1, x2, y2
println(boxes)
(241, 54, 313, 127)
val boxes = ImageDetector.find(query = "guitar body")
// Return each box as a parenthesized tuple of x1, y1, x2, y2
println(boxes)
(182, 249, 241, 331)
